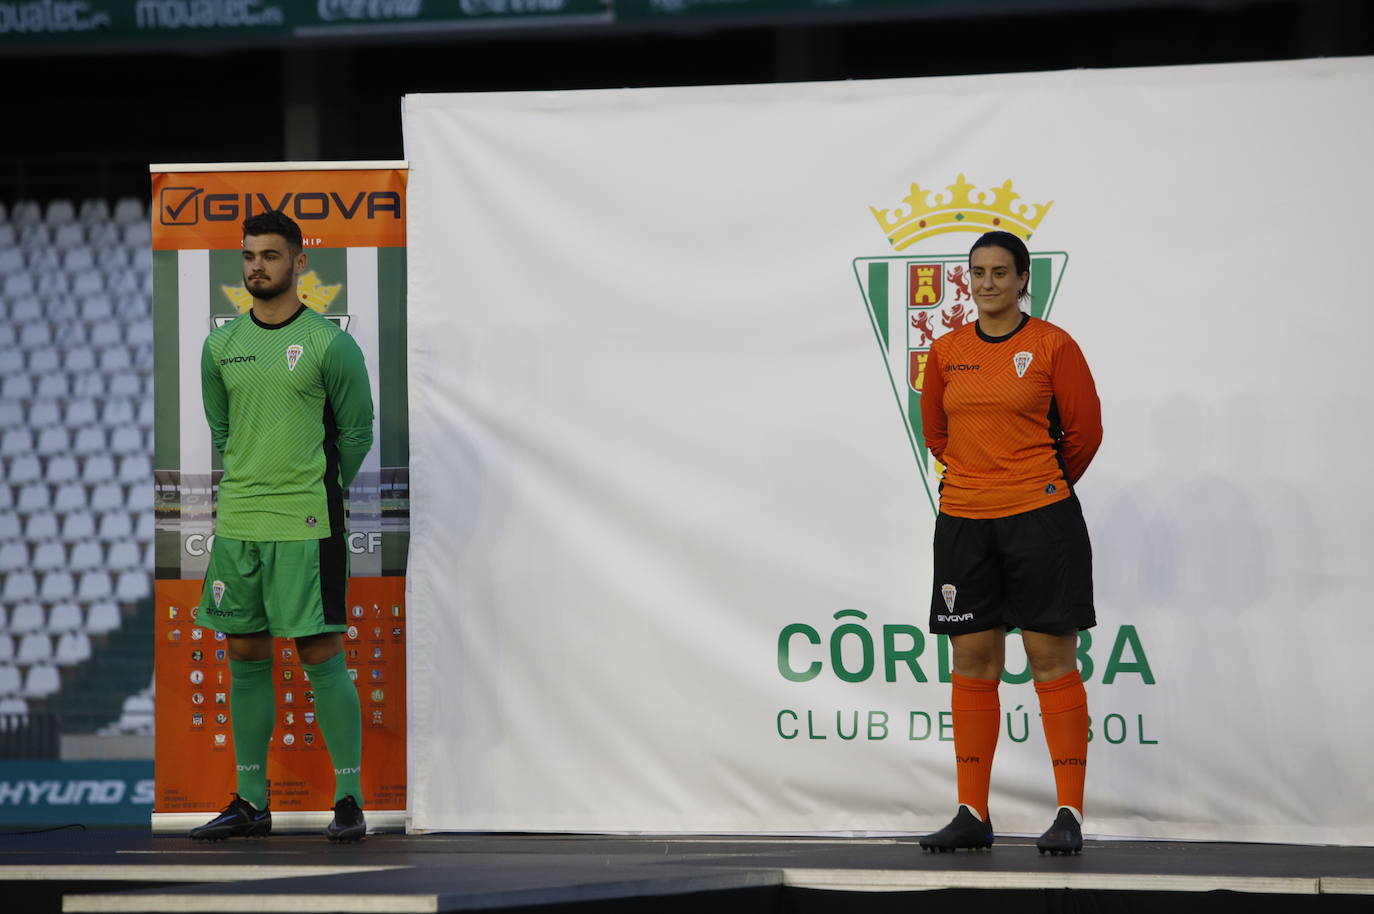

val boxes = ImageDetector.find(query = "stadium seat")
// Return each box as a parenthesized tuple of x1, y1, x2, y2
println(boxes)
(0, 400, 23, 428)
(83, 453, 116, 483)
(127, 320, 154, 348)
(10, 200, 41, 225)
(77, 571, 114, 603)
(0, 348, 24, 375)
(124, 484, 148, 511)
(116, 693, 154, 732)
(120, 223, 151, 248)
(79, 199, 111, 224)
(99, 346, 133, 373)
(101, 397, 134, 427)
(0, 541, 28, 573)
(140, 541, 153, 570)
(53, 482, 88, 512)
(45, 199, 77, 224)
(19, 321, 53, 348)
(26, 398, 62, 428)
(36, 272, 69, 296)
(47, 602, 83, 634)
(1, 427, 34, 457)
(0, 512, 20, 540)
(22, 511, 58, 541)
(97, 510, 133, 542)
(55, 631, 92, 666)
(7, 297, 43, 323)
(30, 540, 66, 573)
(18, 223, 49, 247)
(79, 294, 114, 322)
(118, 454, 151, 485)
(68, 540, 104, 573)
(109, 268, 146, 295)
(107, 370, 140, 397)
(35, 425, 70, 457)
(86, 221, 119, 247)
(62, 395, 98, 426)
(63, 244, 96, 271)
(8, 454, 43, 485)
(60, 510, 97, 543)
(0, 665, 22, 698)
(0, 248, 24, 274)
(97, 247, 129, 272)
(46, 454, 79, 485)
(15, 633, 52, 665)
(25, 247, 58, 272)
(88, 318, 123, 347)
(89, 482, 124, 511)
(16, 482, 51, 513)
(2, 572, 39, 603)
(85, 601, 120, 634)
(8, 602, 44, 632)
(34, 372, 70, 400)
(110, 426, 142, 455)
(27, 346, 62, 375)
(0, 697, 27, 716)
(134, 510, 153, 543)
(20, 664, 60, 699)
(0, 223, 14, 245)
(112, 198, 144, 224)
(0, 323, 17, 348)
(0, 483, 11, 511)
(0, 635, 12, 662)
(55, 224, 87, 248)
(107, 541, 140, 571)
(1, 272, 35, 298)
(71, 269, 104, 296)
(39, 571, 76, 601)
(116, 571, 150, 602)
(61, 350, 99, 386)
(72, 426, 106, 455)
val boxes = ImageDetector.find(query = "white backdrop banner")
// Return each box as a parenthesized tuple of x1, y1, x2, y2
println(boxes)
(403, 57, 1374, 843)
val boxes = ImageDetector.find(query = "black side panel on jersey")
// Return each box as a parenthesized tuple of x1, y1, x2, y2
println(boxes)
(319, 399, 347, 626)
(1046, 396, 1072, 487)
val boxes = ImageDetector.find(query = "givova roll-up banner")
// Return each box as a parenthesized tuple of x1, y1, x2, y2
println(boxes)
(404, 58, 1374, 844)
(149, 164, 409, 832)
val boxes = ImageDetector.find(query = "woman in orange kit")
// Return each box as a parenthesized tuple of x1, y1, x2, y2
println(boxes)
(916, 231, 1102, 856)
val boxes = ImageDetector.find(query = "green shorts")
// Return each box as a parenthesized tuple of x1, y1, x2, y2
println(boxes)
(198, 535, 349, 639)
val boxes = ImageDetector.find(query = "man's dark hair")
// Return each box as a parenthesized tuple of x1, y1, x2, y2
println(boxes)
(969, 230, 1031, 300)
(243, 210, 303, 253)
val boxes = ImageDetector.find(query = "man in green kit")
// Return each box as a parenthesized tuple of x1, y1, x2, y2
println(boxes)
(189, 211, 373, 843)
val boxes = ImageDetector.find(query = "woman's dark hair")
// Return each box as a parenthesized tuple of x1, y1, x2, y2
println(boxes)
(242, 210, 303, 253)
(969, 230, 1031, 300)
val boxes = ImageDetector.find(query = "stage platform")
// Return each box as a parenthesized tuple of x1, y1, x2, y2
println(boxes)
(2, 829, 1372, 914)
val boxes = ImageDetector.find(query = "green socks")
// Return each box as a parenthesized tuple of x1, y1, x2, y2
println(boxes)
(227, 657, 275, 810)
(303, 652, 364, 806)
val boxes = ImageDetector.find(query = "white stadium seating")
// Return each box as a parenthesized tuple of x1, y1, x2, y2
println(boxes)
(2, 194, 157, 726)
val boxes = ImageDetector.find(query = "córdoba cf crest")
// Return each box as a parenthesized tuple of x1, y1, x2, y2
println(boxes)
(286, 344, 303, 371)
(212, 580, 226, 608)
(854, 174, 1069, 514)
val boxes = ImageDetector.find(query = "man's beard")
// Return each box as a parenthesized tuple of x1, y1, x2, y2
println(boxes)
(244, 272, 293, 302)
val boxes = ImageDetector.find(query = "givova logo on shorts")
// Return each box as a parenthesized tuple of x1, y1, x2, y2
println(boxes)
(852, 174, 1069, 514)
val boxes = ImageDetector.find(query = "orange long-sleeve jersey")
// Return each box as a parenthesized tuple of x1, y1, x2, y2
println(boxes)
(920, 314, 1102, 519)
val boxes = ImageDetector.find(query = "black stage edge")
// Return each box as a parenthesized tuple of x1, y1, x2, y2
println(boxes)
(1, 830, 1371, 914)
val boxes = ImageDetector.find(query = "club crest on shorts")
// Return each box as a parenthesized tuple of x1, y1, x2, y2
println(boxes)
(941, 583, 957, 612)
(286, 344, 304, 371)
(853, 173, 1068, 514)
(212, 579, 225, 608)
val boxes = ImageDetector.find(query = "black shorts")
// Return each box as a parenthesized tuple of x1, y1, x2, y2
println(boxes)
(929, 494, 1095, 635)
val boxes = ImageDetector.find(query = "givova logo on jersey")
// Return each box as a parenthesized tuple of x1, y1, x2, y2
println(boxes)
(851, 174, 1069, 513)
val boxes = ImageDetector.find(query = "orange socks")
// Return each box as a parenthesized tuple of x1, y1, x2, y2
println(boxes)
(950, 673, 1000, 821)
(1035, 669, 1088, 816)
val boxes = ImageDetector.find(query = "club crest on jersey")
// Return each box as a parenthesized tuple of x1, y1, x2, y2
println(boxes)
(212, 580, 226, 608)
(941, 584, 957, 612)
(853, 173, 1069, 514)
(286, 344, 304, 371)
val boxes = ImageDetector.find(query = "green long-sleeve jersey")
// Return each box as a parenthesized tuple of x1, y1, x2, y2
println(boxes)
(201, 305, 374, 542)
